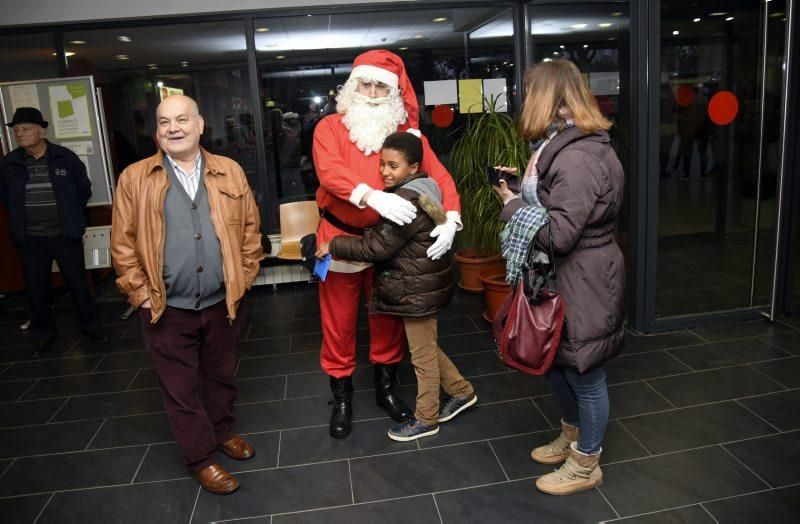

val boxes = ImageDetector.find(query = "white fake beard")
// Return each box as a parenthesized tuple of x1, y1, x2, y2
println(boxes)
(339, 92, 407, 156)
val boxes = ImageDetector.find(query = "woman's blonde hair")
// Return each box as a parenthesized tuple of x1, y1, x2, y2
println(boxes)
(519, 59, 612, 140)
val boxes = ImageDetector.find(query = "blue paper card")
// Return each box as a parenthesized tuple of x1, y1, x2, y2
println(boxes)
(314, 254, 332, 281)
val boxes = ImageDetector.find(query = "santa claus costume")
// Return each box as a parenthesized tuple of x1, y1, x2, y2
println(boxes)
(313, 50, 462, 438)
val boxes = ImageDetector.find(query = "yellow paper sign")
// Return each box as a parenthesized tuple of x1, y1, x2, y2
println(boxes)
(458, 79, 484, 114)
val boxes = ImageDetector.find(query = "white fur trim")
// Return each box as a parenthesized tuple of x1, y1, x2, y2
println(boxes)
(349, 65, 399, 88)
(446, 210, 463, 231)
(406, 128, 421, 138)
(349, 183, 373, 208)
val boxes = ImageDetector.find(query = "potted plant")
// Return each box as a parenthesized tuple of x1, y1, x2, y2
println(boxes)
(449, 95, 529, 312)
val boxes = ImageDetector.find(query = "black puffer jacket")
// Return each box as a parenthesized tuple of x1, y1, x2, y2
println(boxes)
(330, 173, 455, 317)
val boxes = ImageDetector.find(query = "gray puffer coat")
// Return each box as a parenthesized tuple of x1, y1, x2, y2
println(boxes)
(503, 126, 625, 372)
(329, 173, 455, 317)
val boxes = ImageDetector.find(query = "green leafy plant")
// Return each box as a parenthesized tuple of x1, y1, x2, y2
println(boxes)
(449, 95, 530, 256)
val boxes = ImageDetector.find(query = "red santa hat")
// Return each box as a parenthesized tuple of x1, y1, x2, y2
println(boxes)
(349, 49, 419, 129)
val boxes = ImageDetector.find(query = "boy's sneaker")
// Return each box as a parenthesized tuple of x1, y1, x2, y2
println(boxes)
(438, 393, 477, 422)
(387, 418, 439, 442)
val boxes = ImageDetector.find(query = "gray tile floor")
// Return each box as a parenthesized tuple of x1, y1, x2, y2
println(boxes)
(0, 284, 798, 523)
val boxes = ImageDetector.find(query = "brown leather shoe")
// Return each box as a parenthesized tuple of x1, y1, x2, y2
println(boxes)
(217, 434, 255, 460)
(194, 463, 239, 495)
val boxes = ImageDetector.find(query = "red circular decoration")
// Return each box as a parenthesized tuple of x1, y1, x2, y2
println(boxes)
(675, 85, 696, 107)
(431, 104, 454, 128)
(708, 91, 739, 125)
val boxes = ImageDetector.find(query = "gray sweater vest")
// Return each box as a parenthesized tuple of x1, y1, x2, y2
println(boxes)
(162, 158, 226, 310)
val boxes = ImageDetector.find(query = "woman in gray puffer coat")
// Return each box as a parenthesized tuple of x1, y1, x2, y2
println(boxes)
(495, 59, 625, 496)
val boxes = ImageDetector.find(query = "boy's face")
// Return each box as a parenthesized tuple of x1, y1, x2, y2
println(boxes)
(380, 148, 419, 188)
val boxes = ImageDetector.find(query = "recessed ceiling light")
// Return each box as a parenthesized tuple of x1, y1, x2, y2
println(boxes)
(275, 55, 285, 59)
(147, 63, 157, 67)
(148, 66, 158, 70)
(543, 58, 552, 62)
(413, 35, 425, 40)
(673, 30, 680, 35)
(611, 12, 623, 16)
(693, 17, 701, 22)
(53, 51, 76, 57)
(559, 45, 565, 49)
(117, 36, 132, 42)
(552, 51, 559, 55)
(583, 44, 588, 48)
(725, 16, 734, 21)
(115, 54, 129, 60)
(398, 47, 408, 51)
(571, 23, 588, 29)
(68, 40, 86, 45)
(306, 14, 312, 17)
(433, 17, 447, 22)
(710, 12, 727, 16)
(181, 63, 189, 67)
(255, 27, 269, 32)
(599, 23, 613, 28)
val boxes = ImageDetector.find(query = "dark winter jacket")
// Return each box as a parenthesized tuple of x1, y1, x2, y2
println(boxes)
(0, 140, 91, 245)
(502, 127, 625, 372)
(330, 173, 455, 317)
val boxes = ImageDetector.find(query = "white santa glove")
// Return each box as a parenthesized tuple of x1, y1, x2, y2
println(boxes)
(365, 190, 417, 225)
(427, 211, 462, 260)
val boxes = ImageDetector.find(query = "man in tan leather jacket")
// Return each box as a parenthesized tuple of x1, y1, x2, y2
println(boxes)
(111, 95, 263, 495)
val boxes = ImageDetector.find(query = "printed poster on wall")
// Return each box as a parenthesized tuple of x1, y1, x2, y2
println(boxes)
(48, 83, 92, 139)
(8, 84, 41, 111)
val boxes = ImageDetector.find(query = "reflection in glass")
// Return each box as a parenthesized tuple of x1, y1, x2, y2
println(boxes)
(254, 8, 514, 227)
(655, 1, 787, 317)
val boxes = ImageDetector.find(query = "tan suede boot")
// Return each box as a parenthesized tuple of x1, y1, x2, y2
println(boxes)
(531, 420, 579, 464)
(535, 441, 602, 495)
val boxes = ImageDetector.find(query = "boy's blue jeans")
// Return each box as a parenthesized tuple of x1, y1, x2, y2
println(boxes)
(546, 365, 609, 454)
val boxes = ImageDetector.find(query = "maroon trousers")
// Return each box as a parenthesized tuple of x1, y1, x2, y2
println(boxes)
(139, 300, 243, 471)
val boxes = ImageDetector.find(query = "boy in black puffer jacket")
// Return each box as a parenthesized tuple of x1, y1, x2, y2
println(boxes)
(316, 132, 477, 441)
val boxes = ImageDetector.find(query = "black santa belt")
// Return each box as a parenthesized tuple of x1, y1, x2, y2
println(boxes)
(319, 208, 370, 236)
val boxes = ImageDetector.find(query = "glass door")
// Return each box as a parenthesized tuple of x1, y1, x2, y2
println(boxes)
(654, 0, 790, 318)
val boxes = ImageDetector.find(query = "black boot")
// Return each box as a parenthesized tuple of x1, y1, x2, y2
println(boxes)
(329, 375, 353, 438)
(374, 364, 412, 422)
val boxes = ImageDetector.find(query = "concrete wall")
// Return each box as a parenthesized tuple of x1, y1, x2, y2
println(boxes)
(0, 0, 420, 27)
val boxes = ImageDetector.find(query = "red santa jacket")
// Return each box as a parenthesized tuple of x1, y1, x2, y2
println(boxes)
(312, 113, 461, 243)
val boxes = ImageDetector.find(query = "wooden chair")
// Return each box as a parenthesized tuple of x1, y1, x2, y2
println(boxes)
(277, 200, 320, 260)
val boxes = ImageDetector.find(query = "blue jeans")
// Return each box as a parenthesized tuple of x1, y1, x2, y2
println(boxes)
(546, 365, 609, 454)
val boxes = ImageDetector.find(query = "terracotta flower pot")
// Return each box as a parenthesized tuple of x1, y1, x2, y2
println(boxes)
(453, 248, 504, 292)
(478, 266, 512, 322)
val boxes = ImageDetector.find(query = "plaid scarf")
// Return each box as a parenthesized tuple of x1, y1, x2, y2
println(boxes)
(500, 113, 574, 284)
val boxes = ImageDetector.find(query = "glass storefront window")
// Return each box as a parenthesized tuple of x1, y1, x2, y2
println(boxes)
(61, 22, 263, 217)
(528, 3, 631, 263)
(655, 0, 788, 317)
(253, 8, 514, 227)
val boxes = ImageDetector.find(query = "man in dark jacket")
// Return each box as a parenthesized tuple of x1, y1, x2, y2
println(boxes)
(0, 107, 106, 357)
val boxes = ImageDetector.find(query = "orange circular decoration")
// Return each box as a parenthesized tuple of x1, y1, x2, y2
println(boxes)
(708, 91, 739, 125)
(432, 104, 454, 128)
(675, 85, 696, 107)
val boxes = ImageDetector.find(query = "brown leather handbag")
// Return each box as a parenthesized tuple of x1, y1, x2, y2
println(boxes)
(493, 242, 565, 375)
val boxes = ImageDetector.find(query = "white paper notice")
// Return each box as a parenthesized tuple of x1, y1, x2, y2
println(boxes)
(423, 80, 458, 106)
(49, 83, 92, 139)
(482, 79, 508, 113)
(8, 84, 41, 111)
(589, 72, 619, 96)
(61, 141, 94, 156)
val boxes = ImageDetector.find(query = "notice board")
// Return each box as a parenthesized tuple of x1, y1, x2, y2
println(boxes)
(0, 76, 114, 206)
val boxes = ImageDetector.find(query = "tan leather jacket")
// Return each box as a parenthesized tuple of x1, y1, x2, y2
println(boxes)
(111, 149, 263, 323)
